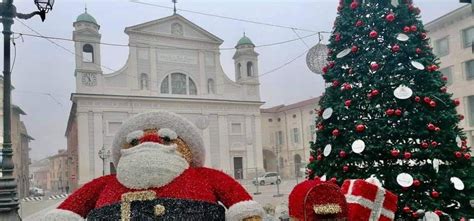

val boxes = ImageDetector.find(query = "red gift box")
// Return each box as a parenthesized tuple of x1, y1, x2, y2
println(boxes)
(341, 178, 398, 221)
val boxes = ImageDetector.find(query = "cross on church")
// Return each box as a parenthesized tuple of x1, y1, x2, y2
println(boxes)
(172, 0, 177, 14)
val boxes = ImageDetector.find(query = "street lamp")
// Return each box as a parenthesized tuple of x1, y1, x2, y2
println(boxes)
(0, 0, 54, 220)
(98, 146, 110, 176)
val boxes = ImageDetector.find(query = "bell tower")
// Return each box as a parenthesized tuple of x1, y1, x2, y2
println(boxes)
(233, 33, 259, 84)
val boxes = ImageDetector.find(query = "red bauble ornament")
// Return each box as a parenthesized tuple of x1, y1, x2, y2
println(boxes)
(370, 89, 380, 97)
(351, 45, 358, 53)
(309, 155, 314, 162)
(435, 127, 440, 132)
(339, 150, 347, 158)
(414, 96, 421, 102)
(329, 61, 335, 68)
(459, 114, 465, 120)
(403, 26, 411, 33)
(434, 210, 443, 216)
(455, 151, 463, 158)
(461, 140, 467, 145)
(420, 32, 427, 40)
(370, 63, 379, 71)
(394, 109, 402, 116)
(350, 1, 358, 9)
(355, 20, 363, 27)
(421, 142, 429, 149)
(332, 129, 340, 137)
(413, 179, 421, 187)
(344, 100, 352, 107)
(355, 124, 365, 133)
(430, 64, 438, 72)
(464, 153, 471, 160)
(440, 86, 447, 93)
(391, 149, 400, 157)
(404, 152, 412, 159)
(424, 97, 431, 103)
(416, 48, 422, 54)
(441, 75, 448, 81)
(335, 33, 341, 42)
(386, 13, 395, 22)
(332, 80, 340, 87)
(322, 66, 328, 74)
(385, 109, 395, 116)
(317, 155, 323, 161)
(454, 99, 460, 106)
(410, 25, 418, 32)
(392, 44, 400, 53)
(343, 83, 352, 90)
(431, 141, 438, 147)
(427, 123, 436, 131)
(430, 100, 437, 108)
(369, 30, 378, 38)
(403, 206, 411, 213)
(412, 212, 419, 218)
(343, 165, 349, 172)
(431, 191, 440, 198)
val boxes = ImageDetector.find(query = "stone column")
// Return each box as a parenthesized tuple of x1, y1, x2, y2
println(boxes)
(77, 111, 90, 185)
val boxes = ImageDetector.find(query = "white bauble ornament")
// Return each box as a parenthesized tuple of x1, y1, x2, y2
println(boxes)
(351, 140, 365, 154)
(394, 85, 413, 100)
(323, 144, 332, 157)
(450, 177, 465, 190)
(396, 173, 414, 187)
(411, 61, 425, 70)
(396, 33, 409, 41)
(322, 108, 333, 120)
(336, 48, 351, 58)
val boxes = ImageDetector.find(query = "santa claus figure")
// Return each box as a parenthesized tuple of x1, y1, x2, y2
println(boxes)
(44, 111, 264, 221)
(289, 178, 348, 221)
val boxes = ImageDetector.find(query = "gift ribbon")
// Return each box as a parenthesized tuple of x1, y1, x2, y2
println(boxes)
(345, 180, 395, 220)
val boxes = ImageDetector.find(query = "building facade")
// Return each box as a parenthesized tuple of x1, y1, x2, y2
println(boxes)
(0, 77, 34, 198)
(425, 5, 474, 146)
(29, 158, 50, 191)
(260, 97, 319, 178)
(66, 11, 265, 186)
(48, 149, 69, 193)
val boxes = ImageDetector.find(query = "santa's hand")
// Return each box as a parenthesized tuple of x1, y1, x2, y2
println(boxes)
(242, 215, 262, 221)
(41, 209, 85, 221)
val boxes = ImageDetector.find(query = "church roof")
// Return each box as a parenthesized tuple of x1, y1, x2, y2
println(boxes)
(236, 35, 254, 47)
(76, 11, 98, 25)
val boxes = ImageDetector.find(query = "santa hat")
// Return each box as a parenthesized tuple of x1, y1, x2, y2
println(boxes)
(289, 179, 348, 220)
(112, 111, 205, 167)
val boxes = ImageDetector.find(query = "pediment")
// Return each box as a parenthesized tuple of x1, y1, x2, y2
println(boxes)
(125, 14, 223, 44)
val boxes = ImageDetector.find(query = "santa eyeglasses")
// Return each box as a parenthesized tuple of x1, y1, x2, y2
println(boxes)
(125, 128, 193, 163)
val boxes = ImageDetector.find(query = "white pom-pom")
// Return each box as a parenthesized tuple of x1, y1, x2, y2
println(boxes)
(158, 128, 178, 140)
(126, 130, 144, 143)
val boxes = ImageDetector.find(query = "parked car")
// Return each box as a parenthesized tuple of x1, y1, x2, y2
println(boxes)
(253, 172, 281, 186)
(29, 187, 45, 196)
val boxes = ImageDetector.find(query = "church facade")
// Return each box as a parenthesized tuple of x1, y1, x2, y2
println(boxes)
(65, 11, 265, 186)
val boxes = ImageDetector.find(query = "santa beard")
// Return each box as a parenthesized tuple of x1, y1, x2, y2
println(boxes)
(116, 142, 190, 189)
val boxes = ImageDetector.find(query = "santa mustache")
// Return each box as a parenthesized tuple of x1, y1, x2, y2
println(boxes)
(120, 142, 178, 157)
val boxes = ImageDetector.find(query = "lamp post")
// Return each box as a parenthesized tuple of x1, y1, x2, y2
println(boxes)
(98, 146, 110, 176)
(0, 1, 54, 220)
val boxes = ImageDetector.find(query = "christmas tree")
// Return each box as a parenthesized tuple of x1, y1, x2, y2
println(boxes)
(307, 0, 474, 219)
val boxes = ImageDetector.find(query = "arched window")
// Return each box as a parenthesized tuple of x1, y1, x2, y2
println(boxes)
(82, 44, 94, 63)
(160, 73, 197, 95)
(247, 62, 253, 77)
(208, 79, 215, 94)
(236, 63, 242, 80)
(140, 73, 149, 90)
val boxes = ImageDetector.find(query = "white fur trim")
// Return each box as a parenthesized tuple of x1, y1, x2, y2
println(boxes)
(226, 200, 265, 221)
(126, 130, 144, 143)
(112, 111, 205, 167)
(41, 209, 84, 221)
(158, 128, 178, 140)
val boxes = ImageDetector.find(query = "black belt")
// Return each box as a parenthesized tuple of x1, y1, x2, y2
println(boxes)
(87, 196, 225, 221)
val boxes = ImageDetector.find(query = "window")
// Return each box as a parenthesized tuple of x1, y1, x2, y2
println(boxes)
(292, 128, 300, 143)
(207, 79, 215, 94)
(292, 114, 297, 118)
(140, 73, 149, 90)
(247, 62, 253, 77)
(469, 96, 474, 127)
(434, 37, 449, 57)
(440, 67, 453, 85)
(160, 73, 197, 95)
(82, 44, 94, 62)
(231, 123, 242, 134)
(276, 131, 284, 145)
(268, 118, 273, 122)
(466, 60, 474, 80)
(236, 63, 242, 80)
(462, 26, 474, 48)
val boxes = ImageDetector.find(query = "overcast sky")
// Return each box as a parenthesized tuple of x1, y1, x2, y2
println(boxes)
(4, 0, 466, 160)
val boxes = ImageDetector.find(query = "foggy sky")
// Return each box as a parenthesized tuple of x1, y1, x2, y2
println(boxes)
(3, 0, 466, 160)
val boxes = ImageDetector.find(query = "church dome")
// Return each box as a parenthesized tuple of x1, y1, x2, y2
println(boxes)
(236, 34, 255, 48)
(76, 11, 98, 25)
